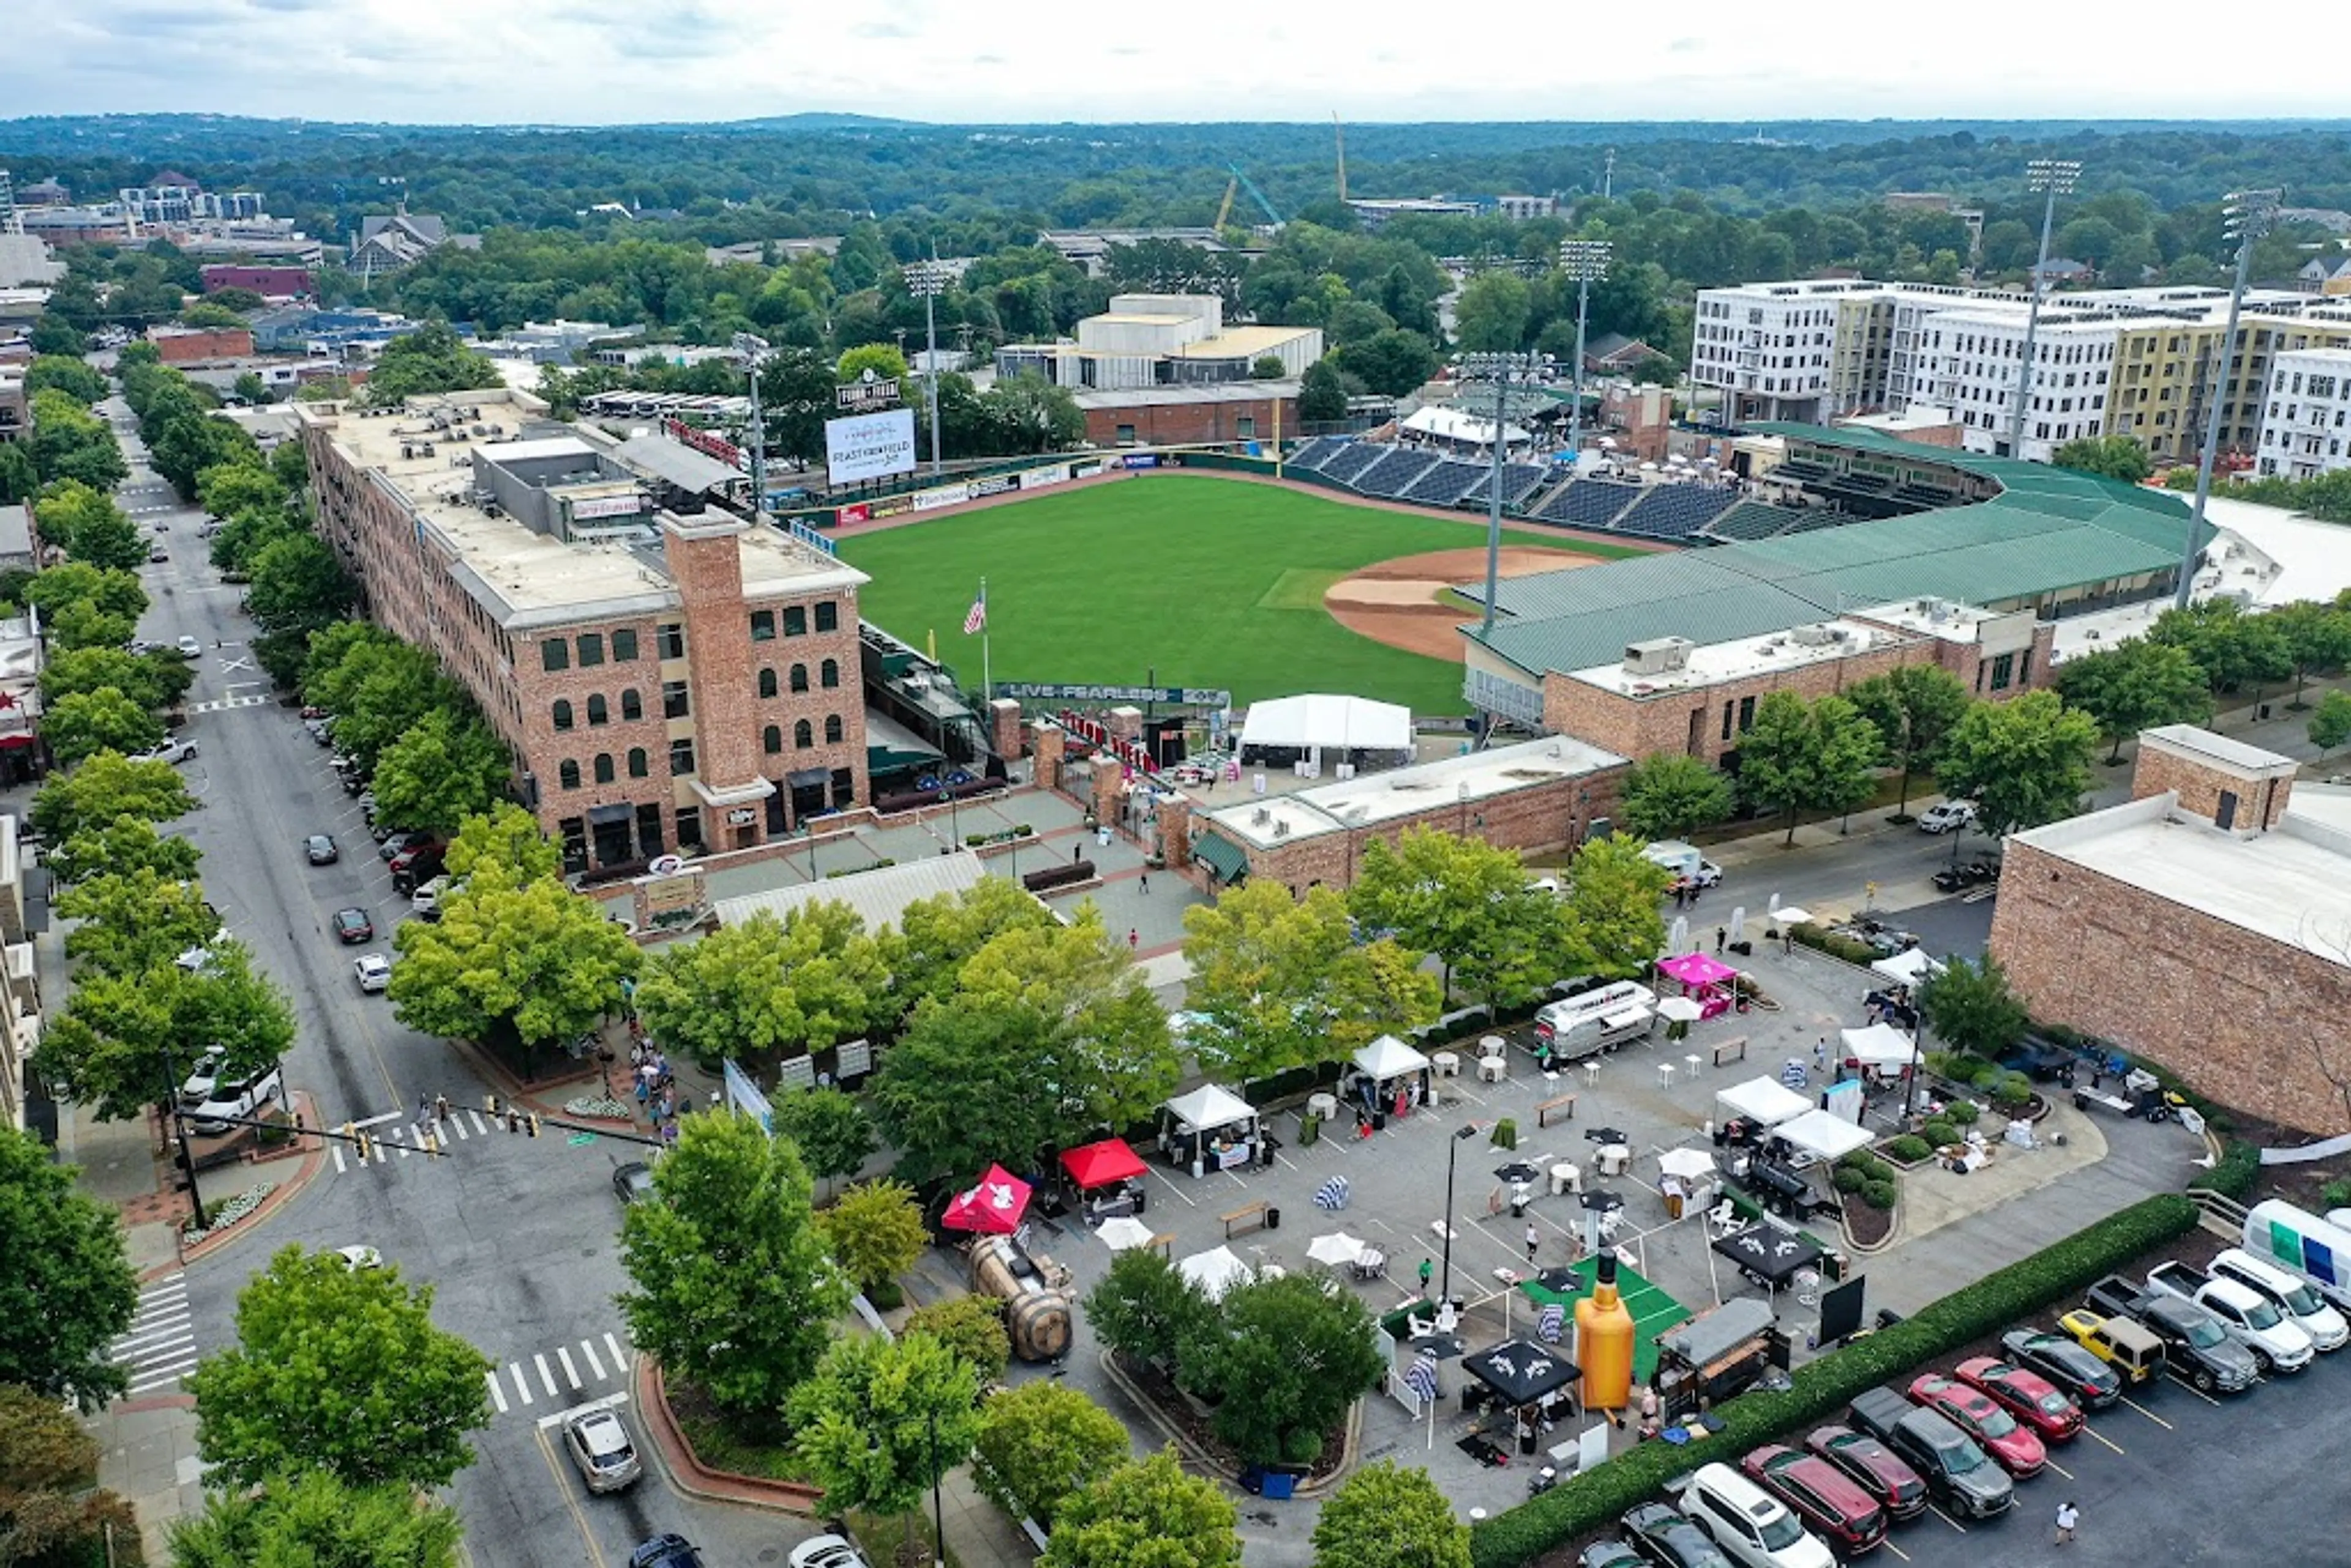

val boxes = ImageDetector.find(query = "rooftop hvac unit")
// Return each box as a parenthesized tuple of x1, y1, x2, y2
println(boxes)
(1789, 623, 1847, 647)
(400, 443, 414, 459)
(1621, 636, 1695, 676)
(1251, 807, 1270, 825)
(1272, 820, 1290, 838)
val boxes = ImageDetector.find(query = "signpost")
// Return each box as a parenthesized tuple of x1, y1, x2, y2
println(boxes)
(836, 369, 901, 412)
(996, 681, 1232, 708)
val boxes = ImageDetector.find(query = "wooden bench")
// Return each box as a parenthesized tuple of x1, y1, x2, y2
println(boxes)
(1221, 1201, 1269, 1240)
(1711, 1036, 1750, 1068)
(1537, 1092, 1578, 1128)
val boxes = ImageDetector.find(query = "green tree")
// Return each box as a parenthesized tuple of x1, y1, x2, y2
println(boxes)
(771, 1086, 878, 1195)
(389, 873, 639, 1060)
(186, 1247, 490, 1491)
(816, 1177, 928, 1297)
(28, 312, 86, 357)
(972, 1380, 1131, 1529)
(367, 711, 512, 837)
(442, 800, 563, 885)
(36, 480, 147, 572)
(1737, 691, 1882, 844)
(2150, 599, 2295, 704)
(1249, 353, 1287, 379)
(178, 302, 248, 331)
(1, 1382, 144, 1563)
(244, 530, 356, 634)
(23, 355, 110, 405)
(634, 904, 887, 1072)
(1935, 689, 2099, 837)
(2309, 690, 2351, 756)
(197, 460, 290, 523)
(359, 323, 503, 406)
(1040, 1448, 1242, 1568)
(1185, 1272, 1383, 1467)
(2267, 599, 2351, 706)
(2051, 435, 2153, 484)
(835, 343, 910, 384)
(1617, 752, 1737, 841)
(41, 645, 194, 713)
(1339, 328, 1439, 397)
(1845, 664, 1973, 817)
(56, 866, 219, 978)
(1349, 826, 1543, 1001)
(2055, 639, 2213, 763)
(1311, 1460, 1471, 1568)
(790, 1331, 981, 1538)
(39, 945, 294, 1125)
(1086, 1250, 1218, 1373)
(881, 876, 1056, 1018)
(1453, 271, 1532, 352)
(26, 391, 127, 491)
(904, 1294, 1012, 1386)
(1918, 953, 2030, 1060)
(47, 814, 201, 888)
(301, 635, 453, 771)
(1297, 358, 1350, 423)
(1557, 833, 1672, 980)
(29, 750, 195, 842)
(0, 1127, 141, 1408)
(0, 441, 36, 506)
(618, 1111, 848, 1427)
(165, 1471, 461, 1568)
(43, 692, 165, 769)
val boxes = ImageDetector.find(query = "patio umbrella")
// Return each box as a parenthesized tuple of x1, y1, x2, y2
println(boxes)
(1713, 1223, 1823, 1289)
(1657, 996, 1704, 1024)
(1579, 1189, 1625, 1215)
(1408, 1331, 1468, 1360)
(1494, 1160, 1543, 1185)
(1534, 1265, 1584, 1293)
(1659, 1147, 1716, 1183)
(1307, 1231, 1368, 1268)
(940, 1164, 1032, 1235)
(1095, 1215, 1156, 1253)
(1461, 1340, 1578, 1407)
(1179, 1244, 1252, 1302)
(1585, 1126, 1627, 1147)
(1772, 906, 1812, 928)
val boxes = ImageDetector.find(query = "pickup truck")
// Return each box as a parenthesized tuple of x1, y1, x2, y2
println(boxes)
(1845, 1386, 2014, 1519)
(2083, 1274, 2258, 1394)
(2146, 1261, 2315, 1374)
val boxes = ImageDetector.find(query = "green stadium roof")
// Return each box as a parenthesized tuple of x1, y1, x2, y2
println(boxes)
(1468, 425, 2207, 679)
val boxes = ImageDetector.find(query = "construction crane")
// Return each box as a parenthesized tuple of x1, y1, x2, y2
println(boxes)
(1334, 113, 1349, 201)
(1226, 163, 1283, 228)
(1215, 173, 1238, 230)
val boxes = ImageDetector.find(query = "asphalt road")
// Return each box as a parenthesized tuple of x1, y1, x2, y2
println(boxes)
(105, 401, 814, 1568)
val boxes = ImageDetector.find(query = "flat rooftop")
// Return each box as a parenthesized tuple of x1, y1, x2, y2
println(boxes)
(1565, 618, 1904, 697)
(1855, 598, 2014, 643)
(1169, 326, 1314, 359)
(1203, 734, 1622, 850)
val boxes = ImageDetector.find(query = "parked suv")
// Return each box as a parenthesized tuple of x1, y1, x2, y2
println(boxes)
(1916, 800, 1976, 833)
(1677, 1463, 1835, 1568)
(1845, 1387, 2012, 1519)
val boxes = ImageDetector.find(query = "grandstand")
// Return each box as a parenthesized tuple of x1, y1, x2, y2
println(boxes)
(1532, 477, 1643, 530)
(1608, 483, 1738, 541)
(1493, 463, 1550, 509)
(1700, 500, 1810, 543)
(1284, 436, 1350, 473)
(1401, 458, 1491, 506)
(1318, 442, 1385, 485)
(1354, 447, 1441, 500)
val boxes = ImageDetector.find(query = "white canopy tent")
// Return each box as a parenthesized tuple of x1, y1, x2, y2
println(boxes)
(1715, 1076, 1810, 1128)
(1164, 1083, 1256, 1133)
(1354, 1033, 1431, 1084)
(1841, 1022, 1918, 1071)
(1400, 403, 1531, 450)
(1179, 1244, 1253, 1301)
(1239, 694, 1412, 759)
(1871, 948, 1944, 987)
(1778, 1108, 1875, 1161)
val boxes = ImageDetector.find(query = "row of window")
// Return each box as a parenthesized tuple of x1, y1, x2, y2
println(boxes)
(760, 660, 842, 697)
(749, 602, 841, 641)
(541, 601, 842, 675)
(541, 626, 647, 672)
(553, 689, 648, 729)
(2278, 371, 2344, 399)
(552, 716, 850, 791)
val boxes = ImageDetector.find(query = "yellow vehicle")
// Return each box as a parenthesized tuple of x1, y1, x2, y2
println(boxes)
(2057, 1308, 2166, 1385)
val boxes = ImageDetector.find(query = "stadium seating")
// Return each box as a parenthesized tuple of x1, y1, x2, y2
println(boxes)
(1532, 478, 1642, 528)
(1402, 459, 1490, 506)
(1610, 483, 1738, 541)
(1354, 448, 1441, 499)
(1318, 442, 1385, 485)
(1700, 500, 1807, 542)
(1284, 436, 1348, 473)
(1494, 463, 1550, 508)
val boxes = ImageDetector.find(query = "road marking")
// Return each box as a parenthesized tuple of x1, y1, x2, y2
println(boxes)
(535, 1389, 630, 1432)
(470, 1110, 490, 1135)
(580, 1340, 607, 1379)
(2166, 1373, 2223, 1407)
(2082, 1424, 2126, 1455)
(108, 1274, 200, 1393)
(2042, 1457, 2074, 1480)
(448, 1115, 468, 1141)
(353, 1110, 402, 1128)
(530, 1422, 616, 1568)
(126, 1356, 204, 1395)
(2118, 1394, 2171, 1428)
(535, 1353, 558, 1397)
(485, 1372, 509, 1414)
(331, 1145, 347, 1173)
(604, 1331, 628, 1369)
(1927, 1505, 1967, 1533)
(557, 1346, 581, 1390)
(110, 1313, 194, 1356)
(509, 1363, 534, 1406)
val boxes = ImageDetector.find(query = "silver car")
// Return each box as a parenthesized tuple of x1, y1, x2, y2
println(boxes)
(562, 1408, 642, 1493)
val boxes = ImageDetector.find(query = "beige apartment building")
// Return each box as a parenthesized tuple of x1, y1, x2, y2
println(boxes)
(298, 390, 869, 872)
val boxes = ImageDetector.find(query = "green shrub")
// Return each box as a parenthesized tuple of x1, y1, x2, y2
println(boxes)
(2203, 1140, 2260, 1203)
(1790, 923, 1878, 966)
(2323, 1178, 2351, 1210)
(1922, 1050, 1968, 1080)
(1989, 1071, 2034, 1108)
(1946, 1100, 1981, 1126)
(1882, 1135, 1933, 1165)
(1862, 1180, 1899, 1210)
(1833, 1165, 1866, 1193)
(1466, 1193, 2199, 1568)
(1921, 1120, 1959, 1148)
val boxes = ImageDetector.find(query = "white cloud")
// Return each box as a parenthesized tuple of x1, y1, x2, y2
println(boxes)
(8, 0, 2347, 122)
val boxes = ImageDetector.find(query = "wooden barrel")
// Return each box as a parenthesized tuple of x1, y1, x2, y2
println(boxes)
(1007, 1289, 1073, 1362)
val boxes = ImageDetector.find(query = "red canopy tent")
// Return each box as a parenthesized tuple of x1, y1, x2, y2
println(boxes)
(1061, 1138, 1147, 1191)
(941, 1165, 1032, 1234)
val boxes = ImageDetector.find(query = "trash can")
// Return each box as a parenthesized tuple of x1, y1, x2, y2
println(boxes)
(1265, 1206, 1281, 1231)
(1664, 1191, 1685, 1221)
(1371, 1110, 1388, 1131)
(1299, 1112, 1321, 1147)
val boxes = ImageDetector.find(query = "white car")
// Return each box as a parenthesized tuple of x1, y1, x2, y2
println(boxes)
(353, 953, 392, 992)
(1680, 1463, 1837, 1568)
(336, 1245, 381, 1270)
(133, 737, 198, 766)
(1917, 800, 1976, 834)
(175, 634, 203, 658)
(788, 1537, 873, 1568)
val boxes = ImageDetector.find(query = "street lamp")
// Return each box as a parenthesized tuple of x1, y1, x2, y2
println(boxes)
(1558, 238, 1613, 465)
(159, 1051, 208, 1232)
(730, 332, 772, 520)
(2005, 159, 2081, 461)
(1457, 351, 1544, 647)
(904, 258, 950, 478)
(1439, 1122, 1480, 1313)
(2179, 188, 2282, 609)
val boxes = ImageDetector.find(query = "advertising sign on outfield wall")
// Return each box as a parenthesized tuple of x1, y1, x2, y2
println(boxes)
(824, 407, 918, 487)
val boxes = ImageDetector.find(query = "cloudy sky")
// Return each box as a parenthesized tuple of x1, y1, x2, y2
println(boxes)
(11, 0, 2343, 124)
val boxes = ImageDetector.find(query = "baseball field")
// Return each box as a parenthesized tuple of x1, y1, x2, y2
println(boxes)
(836, 474, 1644, 712)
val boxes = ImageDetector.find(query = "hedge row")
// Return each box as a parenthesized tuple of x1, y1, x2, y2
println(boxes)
(1468, 1192, 2200, 1568)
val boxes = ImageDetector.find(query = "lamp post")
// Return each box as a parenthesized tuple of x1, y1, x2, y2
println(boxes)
(731, 332, 772, 520)
(1558, 239, 1613, 467)
(2179, 188, 2282, 609)
(1439, 1122, 1480, 1313)
(159, 1051, 207, 1232)
(928, 1405, 947, 1568)
(1457, 351, 1542, 645)
(2005, 159, 2081, 461)
(904, 258, 949, 478)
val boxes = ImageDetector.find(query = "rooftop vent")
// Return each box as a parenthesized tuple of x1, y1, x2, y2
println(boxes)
(1622, 636, 1695, 677)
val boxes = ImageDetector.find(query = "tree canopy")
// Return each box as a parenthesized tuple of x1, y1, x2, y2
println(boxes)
(1736, 691, 1881, 844)
(29, 749, 195, 842)
(1040, 1448, 1242, 1568)
(0, 1382, 141, 1564)
(1311, 1460, 1472, 1568)
(788, 1330, 982, 1522)
(1845, 664, 1972, 816)
(0, 1125, 141, 1408)
(389, 869, 640, 1057)
(1558, 833, 1672, 980)
(1617, 752, 1737, 842)
(633, 904, 888, 1071)
(1935, 690, 2098, 837)
(973, 1380, 1133, 1530)
(166, 1470, 463, 1568)
(1919, 953, 2030, 1060)
(2055, 639, 2211, 762)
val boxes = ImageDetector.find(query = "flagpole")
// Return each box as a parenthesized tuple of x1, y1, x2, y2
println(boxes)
(981, 576, 991, 701)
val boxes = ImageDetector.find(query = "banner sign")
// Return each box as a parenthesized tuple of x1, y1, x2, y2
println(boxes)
(776, 1055, 817, 1092)
(970, 473, 1019, 498)
(1120, 452, 1160, 469)
(836, 376, 901, 411)
(1072, 461, 1106, 479)
(836, 502, 872, 526)
(568, 492, 643, 520)
(1024, 463, 1069, 489)
(824, 407, 918, 487)
(835, 1038, 872, 1078)
(999, 681, 1232, 707)
(912, 481, 972, 512)
(869, 492, 915, 520)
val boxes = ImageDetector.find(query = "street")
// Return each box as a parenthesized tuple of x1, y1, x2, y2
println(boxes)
(100, 400, 817, 1568)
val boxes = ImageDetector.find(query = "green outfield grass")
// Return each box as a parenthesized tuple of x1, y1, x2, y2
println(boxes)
(838, 475, 1640, 711)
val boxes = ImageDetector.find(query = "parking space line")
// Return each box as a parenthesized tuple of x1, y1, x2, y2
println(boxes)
(1144, 1166, 1196, 1207)
(2118, 1394, 2172, 1428)
(1878, 1540, 1910, 1562)
(535, 1353, 558, 1397)
(2166, 1374, 2223, 1408)
(581, 1339, 607, 1379)
(1927, 1505, 1967, 1533)
(2042, 1457, 2074, 1480)
(509, 1364, 534, 1406)
(486, 1372, 509, 1414)
(2082, 1424, 2127, 1454)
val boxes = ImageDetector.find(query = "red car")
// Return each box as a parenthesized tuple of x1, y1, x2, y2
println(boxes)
(1740, 1444, 1888, 1555)
(1907, 1373, 2046, 1478)
(1803, 1427, 1927, 1521)
(1954, 1357, 2085, 1442)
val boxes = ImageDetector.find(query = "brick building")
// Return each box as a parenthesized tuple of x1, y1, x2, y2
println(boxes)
(146, 325, 255, 363)
(1989, 726, 2351, 1135)
(1071, 382, 1300, 448)
(1191, 735, 1625, 895)
(296, 389, 869, 873)
(200, 263, 313, 298)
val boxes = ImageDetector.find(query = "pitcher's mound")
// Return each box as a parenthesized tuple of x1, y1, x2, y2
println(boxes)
(1326, 546, 1598, 660)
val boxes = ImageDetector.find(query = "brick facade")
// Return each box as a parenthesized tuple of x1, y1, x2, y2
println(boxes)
(147, 326, 254, 362)
(201, 264, 313, 297)
(1033, 724, 1067, 791)
(2129, 728, 2295, 833)
(1082, 391, 1297, 448)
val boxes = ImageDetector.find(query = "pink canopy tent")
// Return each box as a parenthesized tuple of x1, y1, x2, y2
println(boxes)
(942, 1164, 1032, 1235)
(1061, 1138, 1148, 1191)
(1658, 952, 1738, 988)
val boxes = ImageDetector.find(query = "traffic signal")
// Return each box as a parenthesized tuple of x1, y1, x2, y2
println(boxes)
(525, 1113, 542, 1138)
(421, 1127, 440, 1156)
(354, 1130, 374, 1161)
(340, 1120, 356, 1149)
(484, 1093, 502, 1118)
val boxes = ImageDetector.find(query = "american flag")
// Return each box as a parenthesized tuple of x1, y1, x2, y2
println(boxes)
(962, 587, 986, 635)
(1404, 1353, 1441, 1405)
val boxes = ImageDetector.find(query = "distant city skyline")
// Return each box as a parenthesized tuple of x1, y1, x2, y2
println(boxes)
(10, 1, 2349, 127)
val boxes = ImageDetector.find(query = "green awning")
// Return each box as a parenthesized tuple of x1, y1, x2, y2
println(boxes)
(1193, 833, 1249, 883)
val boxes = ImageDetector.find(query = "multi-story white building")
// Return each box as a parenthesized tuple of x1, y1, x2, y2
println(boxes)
(1913, 307, 2119, 463)
(1690, 279, 1894, 422)
(2255, 347, 2351, 478)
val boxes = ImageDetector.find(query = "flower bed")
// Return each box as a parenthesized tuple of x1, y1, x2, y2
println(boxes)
(564, 1095, 636, 1120)
(182, 1180, 276, 1244)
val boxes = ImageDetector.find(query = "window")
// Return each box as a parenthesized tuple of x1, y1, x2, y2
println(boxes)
(577, 632, 604, 667)
(541, 639, 569, 672)
(669, 737, 696, 776)
(594, 753, 615, 784)
(1721, 701, 1734, 743)
(794, 719, 813, 749)
(824, 714, 844, 745)
(763, 724, 782, 754)
(790, 664, 809, 693)
(1116, 423, 1137, 446)
(662, 681, 690, 719)
(1236, 416, 1256, 438)
(814, 602, 838, 633)
(1990, 651, 2015, 691)
(620, 688, 643, 721)
(612, 628, 639, 662)
(820, 658, 839, 689)
(759, 668, 778, 699)
(656, 623, 684, 659)
(675, 806, 703, 850)
(627, 746, 648, 778)
(553, 699, 575, 730)
(2019, 648, 2033, 686)
(751, 609, 776, 642)
(587, 694, 609, 726)
(558, 760, 581, 790)
(636, 803, 664, 858)
(783, 606, 808, 637)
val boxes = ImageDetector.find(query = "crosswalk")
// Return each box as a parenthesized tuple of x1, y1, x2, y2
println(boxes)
(329, 1108, 501, 1174)
(110, 1272, 201, 1397)
(187, 695, 271, 714)
(485, 1329, 634, 1417)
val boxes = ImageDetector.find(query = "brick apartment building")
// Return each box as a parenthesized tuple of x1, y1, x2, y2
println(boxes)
(146, 325, 255, 363)
(200, 263, 313, 298)
(1990, 726, 2351, 1135)
(296, 389, 869, 872)
(1070, 383, 1300, 448)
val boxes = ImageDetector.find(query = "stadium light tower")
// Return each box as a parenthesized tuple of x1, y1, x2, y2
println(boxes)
(2005, 158, 2082, 460)
(904, 258, 950, 478)
(731, 332, 772, 520)
(2178, 187, 2283, 609)
(1458, 351, 1543, 656)
(1558, 238, 1613, 466)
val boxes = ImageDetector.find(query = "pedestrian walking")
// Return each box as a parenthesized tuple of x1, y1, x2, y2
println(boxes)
(1139, 871, 1150, 893)
(1128, 926, 1139, 953)
(1524, 1222, 1541, 1263)
(1782, 927, 1794, 955)
(1714, 926, 1727, 955)
(416, 1090, 429, 1122)
(1814, 1038, 1828, 1073)
(1073, 843, 1083, 863)
(434, 1092, 449, 1124)
(2055, 1501, 2078, 1545)
(1418, 1256, 1434, 1293)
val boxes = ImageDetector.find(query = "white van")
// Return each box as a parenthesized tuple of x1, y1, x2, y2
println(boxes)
(1532, 980, 1657, 1061)
(2210, 1247, 2351, 1351)
(2241, 1199, 2351, 1313)
(1642, 839, 1723, 887)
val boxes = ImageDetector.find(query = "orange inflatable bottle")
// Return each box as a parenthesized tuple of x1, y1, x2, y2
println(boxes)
(1576, 1253, 1636, 1411)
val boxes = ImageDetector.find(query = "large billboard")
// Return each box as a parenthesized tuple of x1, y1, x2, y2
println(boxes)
(824, 408, 917, 487)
